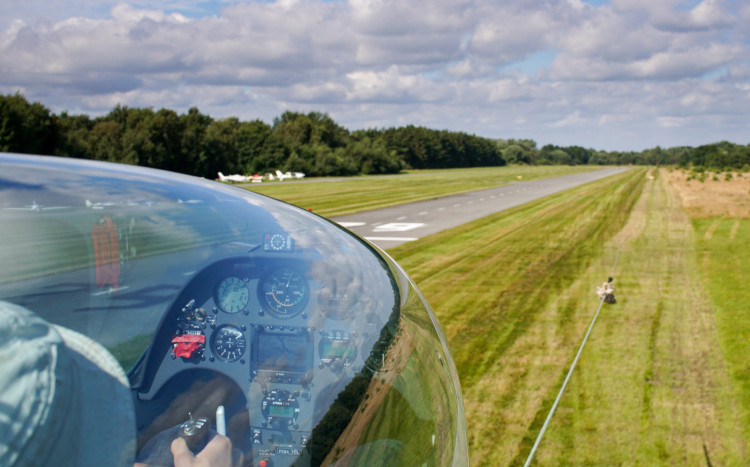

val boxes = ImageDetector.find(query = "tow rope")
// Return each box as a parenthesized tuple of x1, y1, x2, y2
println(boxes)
(524, 249, 620, 466)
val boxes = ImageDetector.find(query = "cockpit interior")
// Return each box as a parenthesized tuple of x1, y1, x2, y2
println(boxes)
(0, 153, 468, 466)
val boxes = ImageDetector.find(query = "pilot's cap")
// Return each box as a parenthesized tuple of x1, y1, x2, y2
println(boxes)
(0, 301, 135, 466)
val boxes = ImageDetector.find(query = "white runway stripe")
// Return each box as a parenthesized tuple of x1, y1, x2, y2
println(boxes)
(364, 236, 419, 242)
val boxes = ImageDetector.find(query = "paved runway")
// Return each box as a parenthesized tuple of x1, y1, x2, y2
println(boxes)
(332, 167, 629, 248)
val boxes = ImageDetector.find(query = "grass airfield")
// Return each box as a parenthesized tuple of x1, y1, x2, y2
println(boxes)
(253, 166, 750, 465)
(244, 165, 600, 217)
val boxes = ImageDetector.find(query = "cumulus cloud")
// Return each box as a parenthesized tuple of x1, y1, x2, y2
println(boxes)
(0, 0, 748, 150)
(610, 0, 734, 31)
(467, 2, 568, 63)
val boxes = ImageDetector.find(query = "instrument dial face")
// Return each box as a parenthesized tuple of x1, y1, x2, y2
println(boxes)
(216, 276, 249, 314)
(260, 268, 308, 318)
(210, 325, 246, 362)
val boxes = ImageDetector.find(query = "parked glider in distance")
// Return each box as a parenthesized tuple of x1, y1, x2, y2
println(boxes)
(2, 201, 69, 212)
(274, 170, 306, 181)
(217, 172, 254, 183)
(85, 199, 120, 209)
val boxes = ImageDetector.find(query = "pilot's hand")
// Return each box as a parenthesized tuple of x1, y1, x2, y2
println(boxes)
(171, 434, 234, 467)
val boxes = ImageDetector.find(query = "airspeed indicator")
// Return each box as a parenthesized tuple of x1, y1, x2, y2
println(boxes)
(260, 268, 308, 318)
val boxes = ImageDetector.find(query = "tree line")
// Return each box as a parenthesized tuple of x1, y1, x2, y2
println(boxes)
(0, 93, 501, 178)
(2, 93, 749, 178)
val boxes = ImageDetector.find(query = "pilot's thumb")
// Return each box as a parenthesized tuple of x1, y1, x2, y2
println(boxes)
(171, 437, 196, 466)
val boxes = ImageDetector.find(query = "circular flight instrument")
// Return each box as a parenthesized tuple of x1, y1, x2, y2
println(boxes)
(210, 325, 247, 362)
(259, 268, 308, 318)
(215, 276, 249, 314)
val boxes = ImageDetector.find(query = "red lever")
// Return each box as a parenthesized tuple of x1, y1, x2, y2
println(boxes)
(172, 334, 205, 358)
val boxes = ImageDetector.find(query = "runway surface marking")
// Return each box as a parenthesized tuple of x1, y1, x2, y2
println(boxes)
(373, 223, 424, 232)
(364, 236, 420, 242)
(332, 168, 628, 248)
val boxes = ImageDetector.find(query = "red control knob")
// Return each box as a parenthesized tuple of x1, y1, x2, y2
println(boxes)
(171, 334, 205, 358)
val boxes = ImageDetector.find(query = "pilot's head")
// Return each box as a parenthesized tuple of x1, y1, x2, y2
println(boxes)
(0, 301, 135, 465)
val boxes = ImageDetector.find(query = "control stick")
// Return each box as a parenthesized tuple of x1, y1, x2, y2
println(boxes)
(135, 411, 217, 466)
(179, 413, 210, 452)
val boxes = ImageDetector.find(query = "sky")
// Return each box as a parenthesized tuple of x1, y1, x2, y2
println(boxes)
(1, 0, 748, 151)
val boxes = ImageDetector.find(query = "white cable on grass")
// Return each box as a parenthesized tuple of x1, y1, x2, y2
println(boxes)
(611, 248, 620, 277)
(523, 291, 608, 466)
(524, 239, 622, 466)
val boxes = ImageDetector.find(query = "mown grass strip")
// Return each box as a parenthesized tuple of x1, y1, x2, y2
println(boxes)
(390, 169, 645, 388)
(695, 217, 750, 442)
(387, 168, 646, 465)
(531, 170, 745, 465)
(243, 165, 601, 217)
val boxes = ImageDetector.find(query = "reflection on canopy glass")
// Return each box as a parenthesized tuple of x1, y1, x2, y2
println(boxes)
(0, 153, 468, 466)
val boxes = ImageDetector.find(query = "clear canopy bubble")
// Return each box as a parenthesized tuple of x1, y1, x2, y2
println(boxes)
(0, 153, 468, 466)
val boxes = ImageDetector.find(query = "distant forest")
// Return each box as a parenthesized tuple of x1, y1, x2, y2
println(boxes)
(2, 93, 749, 179)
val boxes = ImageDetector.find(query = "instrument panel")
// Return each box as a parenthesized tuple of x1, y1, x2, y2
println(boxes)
(133, 245, 383, 467)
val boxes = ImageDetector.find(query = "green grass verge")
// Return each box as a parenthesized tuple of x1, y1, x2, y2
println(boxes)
(380, 167, 749, 465)
(695, 218, 750, 441)
(386, 168, 647, 465)
(243, 165, 602, 217)
(528, 169, 746, 465)
(389, 169, 645, 387)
